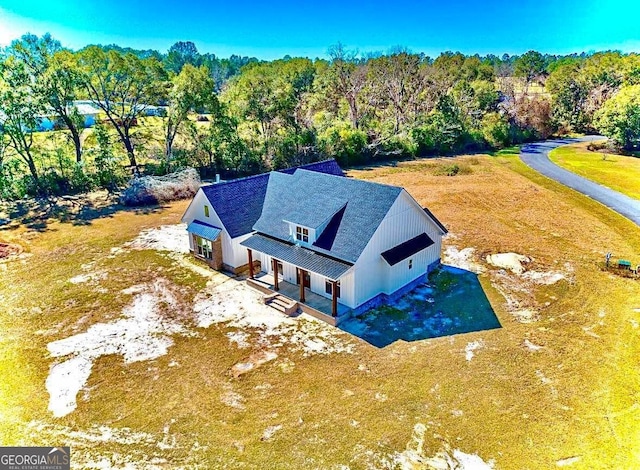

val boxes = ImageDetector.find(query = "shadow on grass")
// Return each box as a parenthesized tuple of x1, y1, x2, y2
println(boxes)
(339, 265, 501, 348)
(0, 194, 166, 233)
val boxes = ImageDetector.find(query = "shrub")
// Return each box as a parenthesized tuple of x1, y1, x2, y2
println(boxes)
(411, 110, 468, 156)
(120, 168, 201, 206)
(594, 85, 640, 150)
(481, 112, 511, 149)
(380, 134, 417, 158)
(433, 162, 472, 176)
(317, 122, 367, 166)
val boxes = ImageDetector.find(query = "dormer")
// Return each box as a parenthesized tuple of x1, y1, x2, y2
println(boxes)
(283, 198, 346, 247)
(290, 223, 315, 245)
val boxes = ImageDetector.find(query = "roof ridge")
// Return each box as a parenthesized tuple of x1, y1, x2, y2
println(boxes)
(294, 168, 403, 190)
(202, 171, 269, 188)
(201, 159, 341, 188)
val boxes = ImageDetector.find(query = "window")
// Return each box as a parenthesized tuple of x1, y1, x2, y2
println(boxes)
(276, 261, 283, 275)
(204, 205, 210, 217)
(295, 226, 309, 243)
(409, 259, 413, 269)
(325, 280, 341, 298)
(195, 236, 213, 260)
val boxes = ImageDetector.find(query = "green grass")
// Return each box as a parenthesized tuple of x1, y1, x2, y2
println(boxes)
(488, 145, 520, 157)
(549, 142, 640, 200)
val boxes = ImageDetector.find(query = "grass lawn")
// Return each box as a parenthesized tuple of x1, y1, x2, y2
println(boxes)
(549, 141, 640, 200)
(1, 151, 639, 468)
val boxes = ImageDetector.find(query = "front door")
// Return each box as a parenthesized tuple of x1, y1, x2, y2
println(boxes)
(296, 268, 311, 288)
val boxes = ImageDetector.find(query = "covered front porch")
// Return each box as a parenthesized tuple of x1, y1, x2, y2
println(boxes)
(248, 271, 351, 325)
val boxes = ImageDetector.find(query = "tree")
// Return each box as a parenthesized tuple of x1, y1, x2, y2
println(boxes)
(164, 64, 217, 168)
(224, 58, 316, 161)
(0, 55, 46, 192)
(90, 124, 125, 191)
(77, 46, 167, 170)
(365, 53, 427, 133)
(323, 43, 368, 129)
(594, 85, 640, 149)
(547, 62, 589, 132)
(514, 50, 546, 86)
(43, 50, 86, 162)
(165, 41, 200, 74)
(7, 34, 86, 163)
(188, 109, 250, 174)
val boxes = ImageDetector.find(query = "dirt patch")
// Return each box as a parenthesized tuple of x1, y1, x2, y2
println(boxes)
(465, 340, 485, 361)
(0, 242, 23, 260)
(231, 350, 278, 378)
(486, 252, 531, 274)
(46, 279, 192, 417)
(193, 280, 355, 357)
(442, 246, 485, 274)
(388, 423, 495, 469)
(445, 247, 570, 323)
(24, 421, 203, 469)
(124, 223, 190, 254)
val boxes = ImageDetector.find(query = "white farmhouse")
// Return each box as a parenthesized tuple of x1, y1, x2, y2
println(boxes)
(182, 160, 447, 324)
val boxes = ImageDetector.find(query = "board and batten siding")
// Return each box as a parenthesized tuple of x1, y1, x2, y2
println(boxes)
(350, 190, 443, 307)
(258, 253, 356, 308)
(182, 189, 250, 269)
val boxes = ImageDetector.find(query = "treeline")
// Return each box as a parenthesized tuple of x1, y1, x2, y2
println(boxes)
(1, 34, 639, 200)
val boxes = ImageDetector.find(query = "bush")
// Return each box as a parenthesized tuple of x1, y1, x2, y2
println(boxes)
(379, 134, 417, 158)
(481, 112, 511, 149)
(594, 85, 640, 150)
(120, 168, 201, 206)
(317, 122, 367, 166)
(433, 163, 472, 176)
(411, 111, 468, 156)
(91, 124, 128, 192)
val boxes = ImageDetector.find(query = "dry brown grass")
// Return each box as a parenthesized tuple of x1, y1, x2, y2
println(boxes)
(1, 152, 639, 469)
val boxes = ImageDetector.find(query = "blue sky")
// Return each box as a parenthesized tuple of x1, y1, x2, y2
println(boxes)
(1, 0, 639, 59)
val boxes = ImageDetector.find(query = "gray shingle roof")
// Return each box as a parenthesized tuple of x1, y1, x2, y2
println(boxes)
(381, 233, 434, 265)
(200, 160, 344, 238)
(283, 195, 346, 229)
(253, 170, 402, 263)
(241, 234, 352, 280)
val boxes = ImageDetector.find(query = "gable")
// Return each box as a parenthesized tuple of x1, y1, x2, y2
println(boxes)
(253, 170, 402, 263)
(201, 173, 270, 238)
(400, 189, 448, 235)
(197, 159, 344, 239)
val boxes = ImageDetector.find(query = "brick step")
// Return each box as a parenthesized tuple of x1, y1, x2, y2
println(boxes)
(271, 296, 291, 307)
(269, 302, 286, 313)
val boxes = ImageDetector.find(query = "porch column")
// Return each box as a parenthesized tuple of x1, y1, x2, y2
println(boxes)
(247, 249, 254, 279)
(272, 258, 279, 291)
(299, 268, 306, 303)
(331, 280, 338, 318)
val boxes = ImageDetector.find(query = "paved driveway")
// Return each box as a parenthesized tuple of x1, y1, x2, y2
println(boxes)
(520, 136, 640, 227)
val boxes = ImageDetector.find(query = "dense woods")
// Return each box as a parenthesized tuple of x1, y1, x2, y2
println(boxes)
(1, 34, 640, 200)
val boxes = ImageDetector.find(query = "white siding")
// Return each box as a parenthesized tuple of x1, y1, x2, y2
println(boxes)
(350, 190, 443, 306)
(256, 254, 355, 308)
(182, 189, 251, 269)
(248, 190, 441, 309)
(230, 234, 251, 267)
(285, 222, 316, 246)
